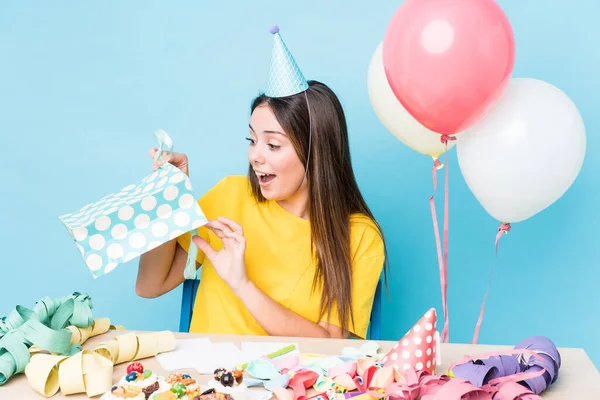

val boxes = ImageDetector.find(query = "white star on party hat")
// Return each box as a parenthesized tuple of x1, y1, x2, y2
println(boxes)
(264, 25, 309, 98)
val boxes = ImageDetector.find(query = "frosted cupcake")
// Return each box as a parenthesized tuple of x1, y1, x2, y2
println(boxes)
(150, 391, 179, 400)
(101, 384, 145, 400)
(204, 368, 247, 400)
(164, 372, 198, 388)
(193, 389, 234, 400)
(150, 388, 233, 400)
(149, 372, 201, 400)
(118, 362, 165, 399)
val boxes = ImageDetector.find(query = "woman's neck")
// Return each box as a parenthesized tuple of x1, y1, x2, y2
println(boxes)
(277, 185, 309, 220)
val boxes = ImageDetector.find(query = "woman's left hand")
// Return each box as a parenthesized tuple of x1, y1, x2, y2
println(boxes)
(191, 216, 249, 294)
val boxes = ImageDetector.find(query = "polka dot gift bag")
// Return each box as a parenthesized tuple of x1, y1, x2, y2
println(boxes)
(58, 130, 207, 279)
(381, 308, 441, 375)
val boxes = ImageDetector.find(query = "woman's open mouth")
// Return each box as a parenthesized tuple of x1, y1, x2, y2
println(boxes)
(257, 173, 276, 186)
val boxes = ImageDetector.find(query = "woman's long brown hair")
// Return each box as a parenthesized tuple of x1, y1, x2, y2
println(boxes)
(248, 80, 388, 335)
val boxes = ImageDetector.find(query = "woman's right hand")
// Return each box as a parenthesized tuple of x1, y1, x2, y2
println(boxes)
(149, 148, 189, 176)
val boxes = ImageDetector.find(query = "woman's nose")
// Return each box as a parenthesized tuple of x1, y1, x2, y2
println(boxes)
(248, 146, 265, 166)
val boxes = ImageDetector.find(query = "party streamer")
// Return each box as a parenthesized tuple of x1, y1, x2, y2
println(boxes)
(25, 330, 176, 397)
(245, 334, 557, 400)
(449, 338, 560, 398)
(0, 292, 116, 385)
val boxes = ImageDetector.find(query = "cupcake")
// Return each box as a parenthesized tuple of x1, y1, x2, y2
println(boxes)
(118, 362, 165, 399)
(204, 368, 247, 400)
(152, 372, 200, 400)
(165, 372, 198, 388)
(185, 383, 205, 399)
(101, 384, 145, 400)
(150, 388, 232, 400)
(150, 391, 179, 400)
(150, 390, 179, 400)
(192, 389, 234, 400)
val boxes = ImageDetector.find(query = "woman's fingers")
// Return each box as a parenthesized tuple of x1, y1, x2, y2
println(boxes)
(207, 220, 234, 235)
(148, 148, 189, 174)
(149, 148, 169, 171)
(206, 220, 245, 245)
(192, 235, 217, 262)
(217, 216, 244, 235)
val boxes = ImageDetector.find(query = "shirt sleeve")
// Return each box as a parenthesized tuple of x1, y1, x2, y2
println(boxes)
(176, 176, 231, 264)
(321, 223, 385, 339)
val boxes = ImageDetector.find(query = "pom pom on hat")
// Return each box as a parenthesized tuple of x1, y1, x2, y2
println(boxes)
(269, 25, 280, 34)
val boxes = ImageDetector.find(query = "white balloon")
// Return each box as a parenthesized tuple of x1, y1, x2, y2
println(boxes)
(367, 43, 455, 158)
(457, 78, 586, 223)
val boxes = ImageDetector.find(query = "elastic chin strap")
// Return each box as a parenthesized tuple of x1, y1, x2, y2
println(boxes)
(301, 90, 312, 188)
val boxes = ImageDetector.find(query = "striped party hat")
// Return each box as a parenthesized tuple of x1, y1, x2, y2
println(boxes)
(264, 25, 309, 98)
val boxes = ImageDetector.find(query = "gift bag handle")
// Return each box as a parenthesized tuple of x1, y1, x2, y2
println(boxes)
(153, 129, 198, 281)
(183, 228, 199, 280)
(153, 129, 174, 166)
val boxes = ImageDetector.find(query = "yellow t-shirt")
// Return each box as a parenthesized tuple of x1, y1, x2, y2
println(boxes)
(176, 175, 384, 339)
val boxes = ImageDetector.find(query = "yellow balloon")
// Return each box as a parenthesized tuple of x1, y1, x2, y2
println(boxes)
(367, 43, 458, 158)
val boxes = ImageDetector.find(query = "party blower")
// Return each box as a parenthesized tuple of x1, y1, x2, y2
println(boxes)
(58, 130, 207, 280)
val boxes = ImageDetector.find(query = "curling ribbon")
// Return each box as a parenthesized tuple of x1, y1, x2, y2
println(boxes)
(471, 223, 511, 344)
(448, 347, 549, 399)
(93, 330, 176, 364)
(430, 134, 456, 343)
(429, 156, 447, 344)
(270, 339, 552, 400)
(0, 292, 119, 385)
(25, 330, 176, 397)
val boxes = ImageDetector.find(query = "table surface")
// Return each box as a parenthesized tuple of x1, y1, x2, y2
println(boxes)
(4, 330, 599, 399)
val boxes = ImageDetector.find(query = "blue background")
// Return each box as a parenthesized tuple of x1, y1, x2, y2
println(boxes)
(1, 1, 598, 367)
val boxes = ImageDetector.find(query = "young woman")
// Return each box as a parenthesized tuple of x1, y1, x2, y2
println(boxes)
(136, 28, 387, 339)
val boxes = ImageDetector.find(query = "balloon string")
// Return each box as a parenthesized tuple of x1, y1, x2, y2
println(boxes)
(471, 222, 511, 344)
(430, 135, 455, 343)
(440, 135, 454, 343)
(429, 157, 447, 343)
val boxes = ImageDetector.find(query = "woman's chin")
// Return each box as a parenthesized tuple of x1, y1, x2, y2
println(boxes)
(260, 186, 288, 202)
(259, 187, 276, 200)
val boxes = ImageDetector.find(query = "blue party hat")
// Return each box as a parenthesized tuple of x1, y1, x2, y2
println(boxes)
(265, 25, 309, 98)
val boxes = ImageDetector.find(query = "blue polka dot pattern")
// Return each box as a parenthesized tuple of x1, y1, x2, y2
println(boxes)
(59, 163, 207, 278)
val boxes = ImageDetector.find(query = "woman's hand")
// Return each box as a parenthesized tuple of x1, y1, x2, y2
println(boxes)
(192, 217, 250, 294)
(149, 148, 189, 176)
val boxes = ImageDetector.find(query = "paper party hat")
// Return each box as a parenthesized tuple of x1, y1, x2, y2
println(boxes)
(264, 25, 309, 98)
(382, 308, 439, 375)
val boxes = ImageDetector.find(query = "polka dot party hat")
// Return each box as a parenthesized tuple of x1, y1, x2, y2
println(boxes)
(381, 308, 440, 375)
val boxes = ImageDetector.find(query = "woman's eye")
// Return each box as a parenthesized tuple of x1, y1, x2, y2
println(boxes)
(245, 137, 256, 145)
(268, 144, 281, 150)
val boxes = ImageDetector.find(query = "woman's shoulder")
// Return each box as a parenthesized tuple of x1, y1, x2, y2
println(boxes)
(349, 213, 385, 260)
(204, 175, 253, 198)
(211, 174, 250, 190)
(199, 175, 253, 210)
(349, 213, 381, 232)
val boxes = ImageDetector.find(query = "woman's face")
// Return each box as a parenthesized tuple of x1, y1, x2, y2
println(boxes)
(247, 104, 306, 201)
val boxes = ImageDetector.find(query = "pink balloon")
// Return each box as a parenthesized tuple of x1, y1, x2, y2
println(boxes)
(382, 0, 515, 136)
